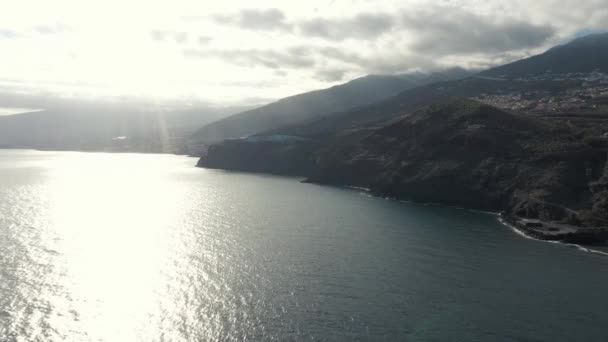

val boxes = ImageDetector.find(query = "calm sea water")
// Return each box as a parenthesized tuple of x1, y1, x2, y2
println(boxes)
(1, 150, 607, 342)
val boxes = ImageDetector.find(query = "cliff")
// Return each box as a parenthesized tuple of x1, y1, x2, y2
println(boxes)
(195, 33, 608, 244)
(198, 99, 608, 243)
(197, 137, 316, 176)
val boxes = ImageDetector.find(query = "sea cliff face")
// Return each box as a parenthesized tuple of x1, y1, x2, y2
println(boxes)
(198, 99, 608, 243)
(197, 138, 316, 176)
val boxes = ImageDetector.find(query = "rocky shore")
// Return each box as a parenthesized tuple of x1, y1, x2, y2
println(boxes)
(502, 215, 608, 245)
(198, 99, 608, 245)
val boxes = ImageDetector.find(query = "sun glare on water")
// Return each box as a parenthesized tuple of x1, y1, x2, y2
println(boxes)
(37, 153, 194, 341)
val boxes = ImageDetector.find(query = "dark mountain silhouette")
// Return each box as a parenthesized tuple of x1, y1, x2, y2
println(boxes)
(481, 32, 608, 78)
(200, 98, 608, 242)
(191, 68, 472, 144)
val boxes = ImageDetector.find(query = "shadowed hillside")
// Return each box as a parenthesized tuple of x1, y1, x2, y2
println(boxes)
(482, 33, 608, 78)
(200, 97, 608, 242)
(192, 69, 472, 144)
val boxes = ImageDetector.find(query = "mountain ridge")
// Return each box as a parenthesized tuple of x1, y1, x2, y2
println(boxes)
(264, 33, 608, 139)
(197, 34, 608, 241)
(191, 68, 473, 144)
(481, 32, 608, 78)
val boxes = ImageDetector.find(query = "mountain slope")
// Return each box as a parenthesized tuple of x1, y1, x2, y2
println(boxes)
(192, 69, 472, 144)
(270, 77, 577, 139)
(198, 34, 608, 239)
(268, 34, 608, 139)
(307, 99, 608, 237)
(196, 33, 608, 146)
(481, 32, 608, 78)
(200, 99, 608, 240)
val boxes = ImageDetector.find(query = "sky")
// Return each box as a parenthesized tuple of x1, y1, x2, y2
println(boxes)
(1, 0, 607, 106)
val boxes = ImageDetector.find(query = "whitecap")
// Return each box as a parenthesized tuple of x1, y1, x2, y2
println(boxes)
(498, 217, 608, 256)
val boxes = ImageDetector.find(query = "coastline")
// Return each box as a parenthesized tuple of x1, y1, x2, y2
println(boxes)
(342, 182, 608, 256)
(497, 216, 608, 257)
(189, 160, 608, 255)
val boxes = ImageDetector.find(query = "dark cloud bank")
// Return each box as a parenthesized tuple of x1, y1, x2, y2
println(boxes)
(185, 6, 561, 81)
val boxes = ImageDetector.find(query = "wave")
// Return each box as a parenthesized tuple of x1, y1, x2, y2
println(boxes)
(350, 187, 608, 257)
(345, 186, 371, 192)
(468, 209, 499, 216)
(498, 217, 608, 257)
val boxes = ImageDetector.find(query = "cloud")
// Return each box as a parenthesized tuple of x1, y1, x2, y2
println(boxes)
(0, 29, 21, 39)
(174, 32, 188, 44)
(314, 68, 347, 82)
(151, 30, 193, 44)
(295, 7, 554, 52)
(513, 0, 608, 34)
(402, 7, 556, 55)
(214, 8, 291, 31)
(198, 36, 212, 45)
(298, 13, 395, 41)
(184, 48, 315, 69)
(151, 30, 167, 41)
(34, 25, 69, 35)
(174, 4, 597, 85)
(183, 44, 424, 76)
(288, 6, 558, 76)
(318, 47, 437, 74)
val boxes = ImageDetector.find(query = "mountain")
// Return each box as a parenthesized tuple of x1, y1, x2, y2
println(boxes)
(308, 99, 608, 240)
(199, 99, 608, 242)
(197, 34, 608, 240)
(264, 34, 608, 139)
(306, 99, 580, 207)
(194, 33, 608, 146)
(191, 68, 472, 144)
(267, 78, 566, 138)
(198, 33, 608, 172)
(481, 32, 608, 78)
(0, 97, 247, 154)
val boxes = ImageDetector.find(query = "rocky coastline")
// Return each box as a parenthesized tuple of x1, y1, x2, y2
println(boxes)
(501, 214, 608, 245)
(198, 99, 608, 246)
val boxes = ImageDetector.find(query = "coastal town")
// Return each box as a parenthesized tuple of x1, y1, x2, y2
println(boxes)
(472, 72, 608, 113)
